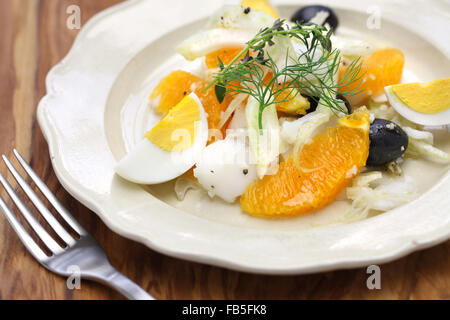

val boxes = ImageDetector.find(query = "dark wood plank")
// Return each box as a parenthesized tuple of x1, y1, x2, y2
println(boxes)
(0, 0, 448, 300)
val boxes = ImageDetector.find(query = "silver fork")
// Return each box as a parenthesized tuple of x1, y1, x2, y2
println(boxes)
(0, 149, 154, 300)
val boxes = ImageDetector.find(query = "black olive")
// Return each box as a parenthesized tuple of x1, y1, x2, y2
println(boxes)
(367, 119, 408, 166)
(306, 96, 319, 113)
(291, 5, 339, 31)
(336, 94, 352, 114)
(305, 95, 351, 114)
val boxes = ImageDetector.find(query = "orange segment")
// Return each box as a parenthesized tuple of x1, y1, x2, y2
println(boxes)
(339, 48, 404, 103)
(240, 109, 370, 218)
(149, 70, 232, 136)
(205, 47, 244, 69)
(199, 84, 234, 139)
(150, 70, 202, 115)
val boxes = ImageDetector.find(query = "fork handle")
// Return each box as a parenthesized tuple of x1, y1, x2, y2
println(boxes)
(93, 266, 154, 300)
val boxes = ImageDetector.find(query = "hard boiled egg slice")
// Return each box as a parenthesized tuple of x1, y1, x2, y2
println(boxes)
(385, 78, 450, 126)
(115, 93, 208, 184)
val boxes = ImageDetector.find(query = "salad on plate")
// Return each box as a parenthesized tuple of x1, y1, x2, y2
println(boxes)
(115, 0, 450, 221)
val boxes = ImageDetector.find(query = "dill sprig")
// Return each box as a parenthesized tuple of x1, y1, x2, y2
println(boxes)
(204, 19, 364, 130)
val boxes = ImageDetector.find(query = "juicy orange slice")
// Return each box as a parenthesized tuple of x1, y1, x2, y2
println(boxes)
(240, 108, 370, 218)
(339, 48, 404, 104)
(150, 70, 202, 116)
(205, 47, 244, 69)
(150, 70, 232, 135)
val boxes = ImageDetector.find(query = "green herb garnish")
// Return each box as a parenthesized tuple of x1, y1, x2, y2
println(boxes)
(204, 19, 364, 130)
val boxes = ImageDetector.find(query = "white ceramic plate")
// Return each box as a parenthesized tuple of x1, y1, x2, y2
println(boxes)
(38, 0, 450, 274)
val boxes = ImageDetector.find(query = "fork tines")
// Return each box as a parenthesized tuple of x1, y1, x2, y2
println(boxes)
(0, 149, 86, 260)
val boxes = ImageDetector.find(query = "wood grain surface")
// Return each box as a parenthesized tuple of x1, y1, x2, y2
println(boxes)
(0, 0, 449, 300)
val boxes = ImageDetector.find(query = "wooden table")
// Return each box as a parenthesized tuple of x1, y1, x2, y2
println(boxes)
(0, 0, 448, 300)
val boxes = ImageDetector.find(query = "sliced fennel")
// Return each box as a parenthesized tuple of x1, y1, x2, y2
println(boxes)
(402, 126, 433, 144)
(331, 35, 375, 58)
(265, 35, 298, 81)
(246, 96, 280, 178)
(291, 108, 332, 168)
(218, 93, 248, 129)
(174, 176, 200, 201)
(401, 125, 450, 163)
(206, 4, 275, 33)
(352, 171, 383, 187)
(177, 29, 252, 61)
(178, 4, 276, 61)
(344, 172, 417, 222)
(407, 140, 450, 164)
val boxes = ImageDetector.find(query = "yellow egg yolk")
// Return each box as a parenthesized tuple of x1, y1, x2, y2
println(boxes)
(240, 0, 280, 18)
(391, 78, 450, 114)
(146, 95, 200, 152)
